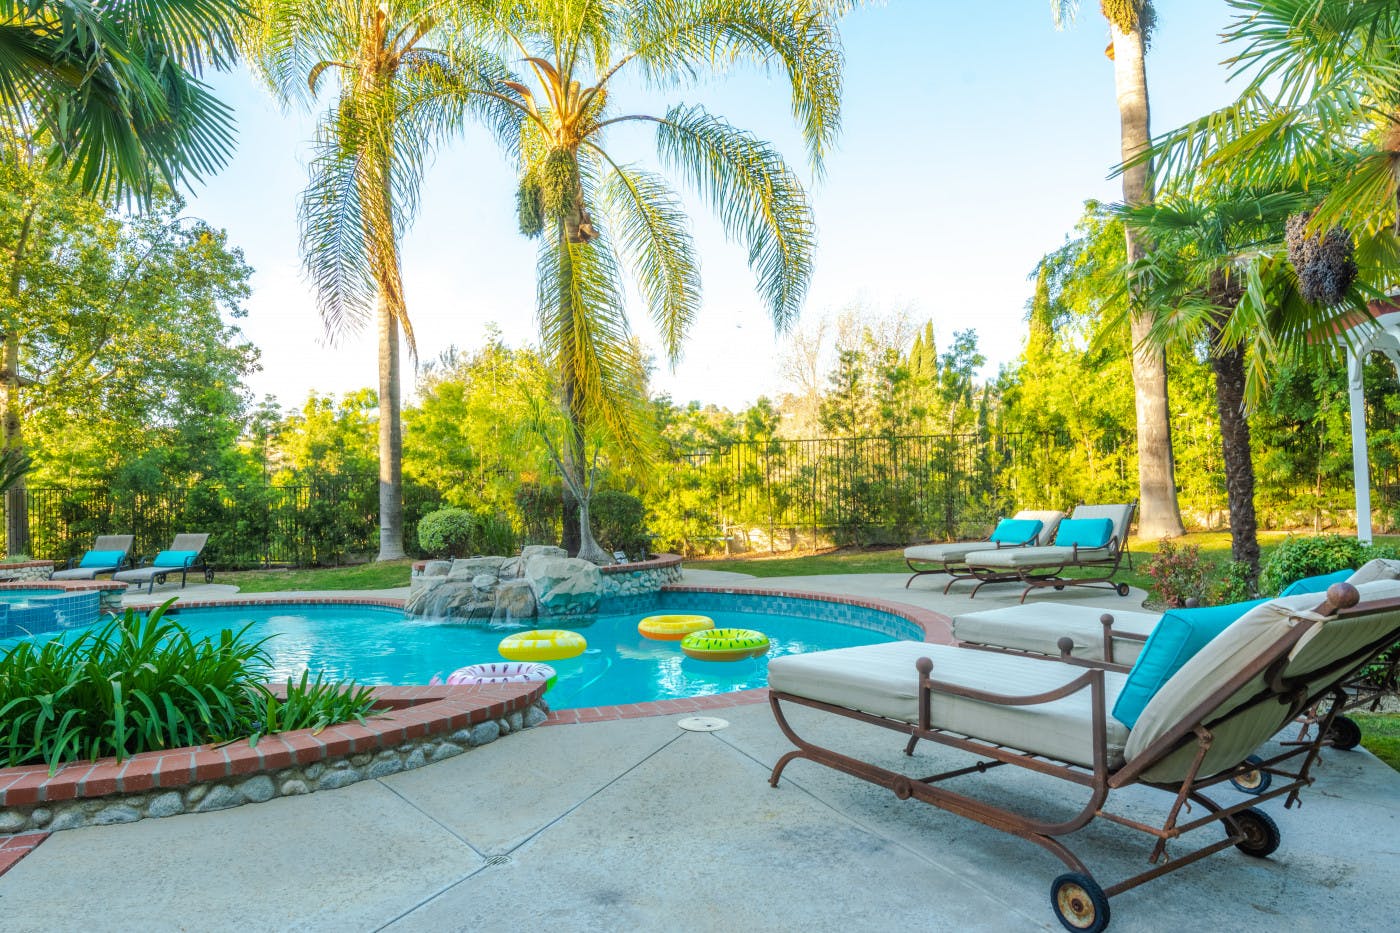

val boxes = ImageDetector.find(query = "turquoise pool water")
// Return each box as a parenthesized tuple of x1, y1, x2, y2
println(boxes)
(140, 596, 919, 709)
(0, 589, 65, 608)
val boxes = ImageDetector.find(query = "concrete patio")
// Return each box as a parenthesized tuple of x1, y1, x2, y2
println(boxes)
(3, 568, 1397, 931)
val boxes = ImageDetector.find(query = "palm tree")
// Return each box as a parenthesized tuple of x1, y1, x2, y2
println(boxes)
(462, 0, 846, 560)
(1150, 0, 1400, 238)
(0, 0, 246, 200)
(1052, 0, 1187, 539)
(1120, 186, 1333, 586)
(245, 0, 516, 560)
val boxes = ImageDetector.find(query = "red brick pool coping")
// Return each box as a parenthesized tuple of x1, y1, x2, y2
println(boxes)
(0, 580, 126, 593)
(0, 831, 46, 877)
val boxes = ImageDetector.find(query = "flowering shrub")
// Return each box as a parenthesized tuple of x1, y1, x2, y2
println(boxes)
(1143, 539, 1210, 608)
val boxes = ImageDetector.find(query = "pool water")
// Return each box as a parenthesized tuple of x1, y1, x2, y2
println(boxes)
(143, 601, 913, 709)
(0, 589, 66, 609)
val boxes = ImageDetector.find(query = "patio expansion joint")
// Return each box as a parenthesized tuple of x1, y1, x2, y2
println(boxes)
(373, 729, 688, 932)
(709, 730, 1051, 929)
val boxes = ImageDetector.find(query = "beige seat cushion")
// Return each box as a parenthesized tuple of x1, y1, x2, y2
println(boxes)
(953, 603, 1160, 663)
(965, 545, 1110, 569)
(1126, 578, 1400, 783)
(768, 641, 1130, 769)
(904, 542, 998, 563)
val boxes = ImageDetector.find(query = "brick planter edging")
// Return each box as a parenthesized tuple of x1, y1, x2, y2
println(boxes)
(0, 682, 545, 836)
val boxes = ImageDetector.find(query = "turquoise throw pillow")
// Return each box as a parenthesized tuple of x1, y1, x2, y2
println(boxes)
(1279, 569, 1353, 597)
(1111, 598, 1269, 728)
(1054, 517, 1114, 549)
(79, 549, 126, 569)
(989, 518, 1042, 546)
(153, 549, 199, 568)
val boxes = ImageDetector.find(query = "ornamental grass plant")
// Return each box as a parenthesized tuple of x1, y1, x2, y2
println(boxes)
(0, 603, 377, 772)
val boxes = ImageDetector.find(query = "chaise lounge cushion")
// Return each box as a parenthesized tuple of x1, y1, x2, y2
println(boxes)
(1111, 599, 1268, 729)
(1126, 579, 1400, 782)
(1053, 518, 1114, 549)
(767, 640, 1131, 769)
(953, 603, 1161, 663)
(904, 510, 1063, 564)
(989, 518, 1043, 546)
(1279, 569, 1353, 597)
(79, 549, 127, 569)
(966, 545, 1096, 569)
(153, 550, 199, 568)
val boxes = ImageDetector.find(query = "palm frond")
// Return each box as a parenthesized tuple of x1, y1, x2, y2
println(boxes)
(621, 0, 845, 170)
(655, 103, 813, 331)
(298, 111, 374, 343)
(599, 160, 700, 363)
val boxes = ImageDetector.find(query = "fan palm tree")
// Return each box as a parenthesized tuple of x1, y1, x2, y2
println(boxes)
(245, 0, 518, 560)
(0, 0, 246, 201)
(1120, 186, 1342, 585)
(460, 0, 847, 561)
(1051, 0, 1186, 540)
(1149, 0, 1400, 238)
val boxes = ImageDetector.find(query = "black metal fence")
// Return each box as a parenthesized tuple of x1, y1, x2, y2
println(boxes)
(0, 477, 430, 569)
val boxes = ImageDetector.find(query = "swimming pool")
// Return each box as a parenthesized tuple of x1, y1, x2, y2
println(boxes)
(133, 593, 925, 710)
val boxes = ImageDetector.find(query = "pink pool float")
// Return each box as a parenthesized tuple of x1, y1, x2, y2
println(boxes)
(445, 661, 557, 690)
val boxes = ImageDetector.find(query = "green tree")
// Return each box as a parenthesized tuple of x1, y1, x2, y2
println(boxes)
(1052, 0, 1186, 539)
(1120, 187, 1316, 584)
(471, 0, 847, 559)
(245, 0, 516, 560)
(0, 142, 257, 551)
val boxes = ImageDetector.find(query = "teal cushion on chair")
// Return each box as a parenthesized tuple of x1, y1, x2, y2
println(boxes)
(1111, 599, 1269, 729)
(989, 518, 1042, 546)
(78, 549, 126, 569)
(1279, 569, 1353, 597)
(1054, 517, 1114, 549)
(153, 550, 199, 569)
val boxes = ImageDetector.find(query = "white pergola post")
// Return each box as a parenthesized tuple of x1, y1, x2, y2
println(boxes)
(1348, 347, 1373, 545)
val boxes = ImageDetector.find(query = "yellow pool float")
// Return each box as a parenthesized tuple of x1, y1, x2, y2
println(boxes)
(680, 628, 770, 662)
(499, 629, 587, 662)
(638, 614, 714, 641)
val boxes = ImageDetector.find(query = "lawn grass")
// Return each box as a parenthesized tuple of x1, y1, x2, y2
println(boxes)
(1351, 713, 1400, 773)
(215, 559, 415, 593)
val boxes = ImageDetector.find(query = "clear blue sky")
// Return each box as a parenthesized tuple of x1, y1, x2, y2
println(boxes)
(187, 0, 1241, 413)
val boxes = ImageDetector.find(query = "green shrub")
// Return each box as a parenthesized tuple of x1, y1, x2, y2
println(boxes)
(1143, 539, 1210, 608)
(417, 507, 519, 557)
(1213, 560, 1255, 606)
(0, 604, 377, 771)
(515, 482, 562, 545)
(590, 490, 649, 559)
(1258, 534, 1400, 595)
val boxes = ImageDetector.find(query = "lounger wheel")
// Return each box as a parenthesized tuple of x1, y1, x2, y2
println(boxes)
(1230, 808, 1281, 858)
(1115, 583, 1131, 597)
(1230, 755, 1271, 795)
(1051, 873, 1109, 932)
(1326, 715, 1362, 750)
(1053, 585, 1065, 591)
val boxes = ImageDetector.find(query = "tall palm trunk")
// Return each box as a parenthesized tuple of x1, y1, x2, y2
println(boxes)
(2, 203, 34, 556)
(359, 97, 405, 561)
(1111, 20, 1186, 540)
(1207, 312, 1260, 586)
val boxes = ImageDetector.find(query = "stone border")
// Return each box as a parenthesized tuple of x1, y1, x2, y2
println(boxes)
(0, 682, 544, 836)
(598, 553, 682, 575)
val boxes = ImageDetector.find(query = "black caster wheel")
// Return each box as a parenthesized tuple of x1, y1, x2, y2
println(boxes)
(1230, 755, 1271, 795)
(1115, 583, 1131, 597)
(1231, 807, 1281, 858)
(1051, 872, 1110, 932)
(1327, 715, 1362, 750)
(1054, 585, 1065, 591)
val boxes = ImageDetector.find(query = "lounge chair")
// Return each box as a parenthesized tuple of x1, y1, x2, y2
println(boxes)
(49, 535, 135, 581)
(766, 579, 1400, 931)
(113, 534, 212, 594)
(903, 510, 1064, 592)
(960, 502, 1136, 602)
